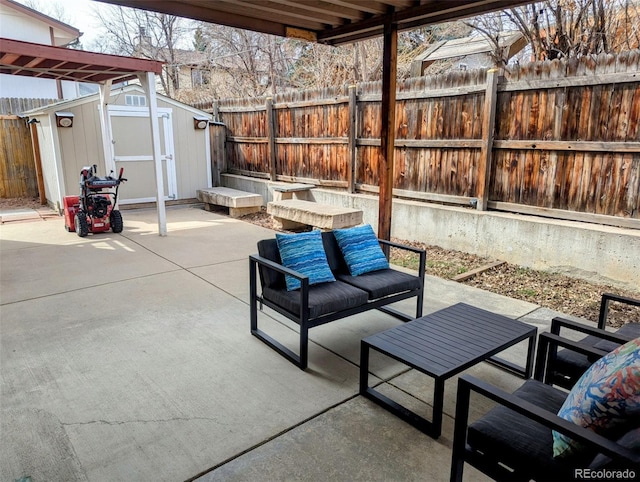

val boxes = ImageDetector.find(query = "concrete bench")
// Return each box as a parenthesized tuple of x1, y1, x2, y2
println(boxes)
(270, 182, 315, 201)
(267, 199, 363, 231)
(197, 187, 263, 218)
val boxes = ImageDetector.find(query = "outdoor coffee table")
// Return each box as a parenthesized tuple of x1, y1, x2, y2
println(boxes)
(360, 302, 537, 438)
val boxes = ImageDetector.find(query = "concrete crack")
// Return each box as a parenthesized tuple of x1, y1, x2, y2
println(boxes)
(63, 416, 222, 426)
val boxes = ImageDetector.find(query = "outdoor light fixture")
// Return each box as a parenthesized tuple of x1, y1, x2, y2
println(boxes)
(27, 118, 40, 124)
(55, 112, 74, 128)
(193, 116, 209, 130)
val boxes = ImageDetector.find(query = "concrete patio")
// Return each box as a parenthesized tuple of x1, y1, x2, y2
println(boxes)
(1, 205, 586, 482)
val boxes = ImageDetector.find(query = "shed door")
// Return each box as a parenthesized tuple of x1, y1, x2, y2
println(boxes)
(108, 106, 177, 204)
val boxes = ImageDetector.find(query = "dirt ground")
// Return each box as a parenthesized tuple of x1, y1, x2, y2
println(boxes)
(0, 197, 44, 210)
(3, 198, 638, 328)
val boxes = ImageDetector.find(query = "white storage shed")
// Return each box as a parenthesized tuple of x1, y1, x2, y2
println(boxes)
(25, 84, 213, 212)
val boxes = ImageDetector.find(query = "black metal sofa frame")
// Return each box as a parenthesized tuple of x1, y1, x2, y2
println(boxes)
(249, 231, 426, 370)
(450, 331, 640, 481)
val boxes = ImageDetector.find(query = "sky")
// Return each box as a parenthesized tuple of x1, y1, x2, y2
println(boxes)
(15, 0, 107, 47)
(16, 0, 198, 51)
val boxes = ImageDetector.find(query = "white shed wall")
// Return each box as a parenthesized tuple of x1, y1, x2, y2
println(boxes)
(34, 86, 211, 208)
(32, 115, 62, 210)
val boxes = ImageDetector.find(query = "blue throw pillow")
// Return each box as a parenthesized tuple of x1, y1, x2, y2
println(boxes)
(333, 224, 389, 276)
(276, 230, 335, 291)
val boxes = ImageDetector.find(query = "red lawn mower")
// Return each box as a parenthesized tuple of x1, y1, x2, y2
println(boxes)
(64, 165, 127, 237)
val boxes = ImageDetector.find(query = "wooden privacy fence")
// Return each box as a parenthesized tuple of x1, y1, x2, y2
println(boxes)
(0, 116, 38, 198)
(205, 50, 640, 229)
(0, 97, 56, 115)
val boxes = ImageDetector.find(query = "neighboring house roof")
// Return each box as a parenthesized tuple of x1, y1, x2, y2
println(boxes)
(410, 31, 527, 76)
(415, 31, 527, 63)
(0, 0, 81, 46)
(135, 45, 235, 69)
(173, 49, 208, 67)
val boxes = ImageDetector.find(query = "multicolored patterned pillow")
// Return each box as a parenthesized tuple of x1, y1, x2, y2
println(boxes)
(553, 336, 640, 458)
(333, 224, 389, 276)
(276, 230, 335, 291)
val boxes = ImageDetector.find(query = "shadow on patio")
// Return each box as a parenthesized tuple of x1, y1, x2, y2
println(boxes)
(1, 205, 575, 481)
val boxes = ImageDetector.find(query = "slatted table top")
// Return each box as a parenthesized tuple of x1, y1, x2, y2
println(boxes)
(363, 302, 536, 379)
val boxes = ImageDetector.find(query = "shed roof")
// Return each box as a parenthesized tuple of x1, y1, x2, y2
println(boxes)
(23, 83, 211, 117)
(95, 0, 533, 46)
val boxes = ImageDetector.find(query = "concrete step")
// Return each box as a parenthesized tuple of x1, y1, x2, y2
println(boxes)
(267, 199, 363, 230)
(197, 187, 263, 218)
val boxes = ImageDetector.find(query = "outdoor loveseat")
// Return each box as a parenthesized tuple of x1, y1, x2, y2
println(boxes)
(249, 226, 425, 369)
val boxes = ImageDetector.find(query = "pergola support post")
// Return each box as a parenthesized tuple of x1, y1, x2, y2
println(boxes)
(98, 80, 114, 175)
(138, 71, 167, 236)
(378, 21, 398, 244)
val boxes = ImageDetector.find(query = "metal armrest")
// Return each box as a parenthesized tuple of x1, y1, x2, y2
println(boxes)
(378, 239, 426, 279)
(249, 253, 310, 369)
(551, 317, 633, 344)
(534, 332, 609, 383)
(249, 253, 310, 282)
(453, 375, 640, 470)
(598, 292, 640, 329)
(378, 238, 424, 254)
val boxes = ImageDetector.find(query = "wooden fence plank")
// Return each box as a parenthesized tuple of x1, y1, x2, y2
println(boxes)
(0, 117, 38, 198)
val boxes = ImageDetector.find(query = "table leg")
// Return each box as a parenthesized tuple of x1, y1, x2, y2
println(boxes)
(359, 340, 370, 394)
(524, 333, 536, 379)
(487, 330, 538, 379)
(432, 378, 445, 438)
(359, 343, 443, 439)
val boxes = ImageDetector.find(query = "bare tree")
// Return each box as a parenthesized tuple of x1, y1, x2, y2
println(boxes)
(93, 5, 190, 96)
(286, 24, 469, 89)
(186, 25, 295, 99)
(468, 0, 640, 62)
(22, 0, 71, 24)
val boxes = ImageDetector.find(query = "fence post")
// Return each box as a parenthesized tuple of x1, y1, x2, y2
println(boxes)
(266, 97, 277, 181)
(212, 101, 219, 123)
(28, 119, 46, 204)
(476, 68, 499, 211)
(348, 84, 357, 193)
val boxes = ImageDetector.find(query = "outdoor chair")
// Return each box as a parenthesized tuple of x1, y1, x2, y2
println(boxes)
(450, 332, 640, 482)
(546, 293, 640, 389)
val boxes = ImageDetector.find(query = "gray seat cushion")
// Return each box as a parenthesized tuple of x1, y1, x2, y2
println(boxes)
(554, 336, 603, 382)
(589, 426, 640, 469)
(257, 238, 286, 289)
(336, 269, 421, 300)
(593, 322, 640, 352)
(321, 231, 348, 274)
(467, 380, 594, 480)
(555, 323, 640, 384)
(263, 281, 368, 319)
